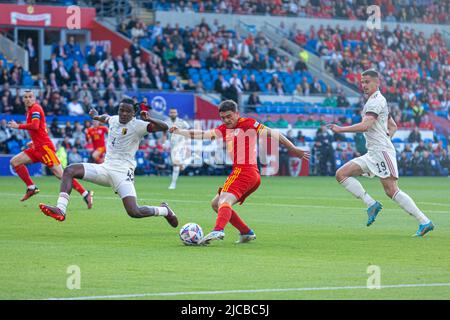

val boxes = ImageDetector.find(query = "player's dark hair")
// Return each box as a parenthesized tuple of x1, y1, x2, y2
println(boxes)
(361, 69, 379, 78)
(120, 96, 138, 112)
(218, 100, 238, 113)
(120, 96, 135, 106)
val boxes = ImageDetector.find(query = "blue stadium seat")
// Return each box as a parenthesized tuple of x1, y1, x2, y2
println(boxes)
(204, 81, 213, 91)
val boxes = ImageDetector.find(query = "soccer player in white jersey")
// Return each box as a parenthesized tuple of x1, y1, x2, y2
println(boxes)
(38, 97, 179, 228)
(329, 70, 434, 237)
(167, 108, 190, 190)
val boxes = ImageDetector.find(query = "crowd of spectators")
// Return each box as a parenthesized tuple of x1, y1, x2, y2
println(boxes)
(284, 24, 449, 112)
(45, 35, 172, 94)
(152, 0, 449, 25)
(0, 59, 26, 87)
(118, 17, 314, 97)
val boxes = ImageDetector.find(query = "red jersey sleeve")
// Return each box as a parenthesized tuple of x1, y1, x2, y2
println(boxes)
(242, 118, 265, 135)
(213, 124, 227, 141)
(19, 105, 41, 130)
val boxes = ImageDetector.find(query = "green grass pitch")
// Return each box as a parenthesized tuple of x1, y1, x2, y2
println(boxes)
(0, 175, 449, 300)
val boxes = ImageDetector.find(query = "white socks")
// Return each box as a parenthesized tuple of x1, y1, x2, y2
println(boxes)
(56, 192, 70, 214)
(392, 190, 430, 225)
(143, 206, 169, 216)
(171, 166, 180, 186)
(81, 190, 88, 198)
(340, 177, 431, 225)
(340, 177, 376, 207)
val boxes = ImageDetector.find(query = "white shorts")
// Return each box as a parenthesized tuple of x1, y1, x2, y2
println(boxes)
(82, 163, 137, 198)
(351, 150, 398, 179)
(171, 145, 187, 166)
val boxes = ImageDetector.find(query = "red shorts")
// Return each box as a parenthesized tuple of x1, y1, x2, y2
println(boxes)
(218, 167, 261, 204)
(24, 144, 60, 167)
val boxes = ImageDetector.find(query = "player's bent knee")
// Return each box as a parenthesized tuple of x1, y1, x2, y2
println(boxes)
(211, 201, 218, 213)
(10, 156, 20, 167)
(335, 169, 346, 182)
(63, 165, 76, 177)
(125, 207, 141, 218)
(385, 188, 397, 199)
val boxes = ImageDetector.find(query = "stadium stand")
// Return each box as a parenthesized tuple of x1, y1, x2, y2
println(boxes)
(0, 0, 449, 177)
(151, 0, 449, 25)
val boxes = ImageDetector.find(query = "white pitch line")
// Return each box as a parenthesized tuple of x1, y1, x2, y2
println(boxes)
(1, 193, 448, 213)
(45, 282, 450, 300)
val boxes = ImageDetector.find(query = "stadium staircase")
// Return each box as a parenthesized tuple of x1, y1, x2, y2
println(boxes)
(128, 0, 155, 25)
(236, 20, 359, 98)
(0, 33, 34, 86)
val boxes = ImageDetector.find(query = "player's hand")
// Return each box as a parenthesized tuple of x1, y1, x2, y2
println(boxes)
(89, 108, 99, 119)
(27, 141, 35, 149)
(291, 147, 310, 161)
(7, 120, 19, 129)
(169, 126, 179, 134)
(327, 123, 342, 133)
(140, 110, 150, 121)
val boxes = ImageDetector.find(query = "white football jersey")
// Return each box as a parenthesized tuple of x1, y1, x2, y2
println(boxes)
(104, 116, 149, 169)
(169, 117, 190, 147)
(362, 90, 395, 153)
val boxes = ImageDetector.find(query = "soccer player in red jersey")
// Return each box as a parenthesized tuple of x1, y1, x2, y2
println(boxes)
(7, 90, 93, 207)
(86, 120, 108, 163)
(170, 100, 310, 245)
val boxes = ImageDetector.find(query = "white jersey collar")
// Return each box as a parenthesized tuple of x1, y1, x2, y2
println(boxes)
(368, 89, 380, 100)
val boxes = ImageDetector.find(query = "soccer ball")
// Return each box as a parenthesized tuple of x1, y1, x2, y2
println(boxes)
(179, 223, 203, 246)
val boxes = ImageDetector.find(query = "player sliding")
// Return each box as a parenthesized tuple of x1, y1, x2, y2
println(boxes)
(7, 90, 93, 207)
(38, 97, 179, 228)
(329, 69, 434, 237)
(170, 100, 310, 245)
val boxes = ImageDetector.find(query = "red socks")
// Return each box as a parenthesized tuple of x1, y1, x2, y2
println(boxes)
(214, 203, 251, 234)
(14, 164, 87, 197)
(214, 203, 233, 231)
(14, 164, 34, 187)
(229, 210, 251, 235)
(72, 179, 86, 195)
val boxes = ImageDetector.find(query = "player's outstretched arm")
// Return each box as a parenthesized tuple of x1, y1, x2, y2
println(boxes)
(263, 127, 310, 161)
(7, 118, 40, 131)
(89, 108, 110, 124)
(140, 111, 168, 132)
(329, 114, 376, 134)
(169, 126, 214, 140)
(387, 115, 397, 138)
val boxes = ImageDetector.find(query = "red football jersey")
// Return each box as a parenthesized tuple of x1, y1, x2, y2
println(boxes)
(86, 126, 108, 149)
(214, 117, 264, 170)
(19, 103, 53, 148)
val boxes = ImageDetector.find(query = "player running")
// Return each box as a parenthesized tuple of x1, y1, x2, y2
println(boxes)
(7, 90, 93, 207)
(167, 108, 190, 190)
(86, 120, 108, 163)
(329, 69, 434, 237)
(170, 100, 310, 245)
(38, 97, 178, 228)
